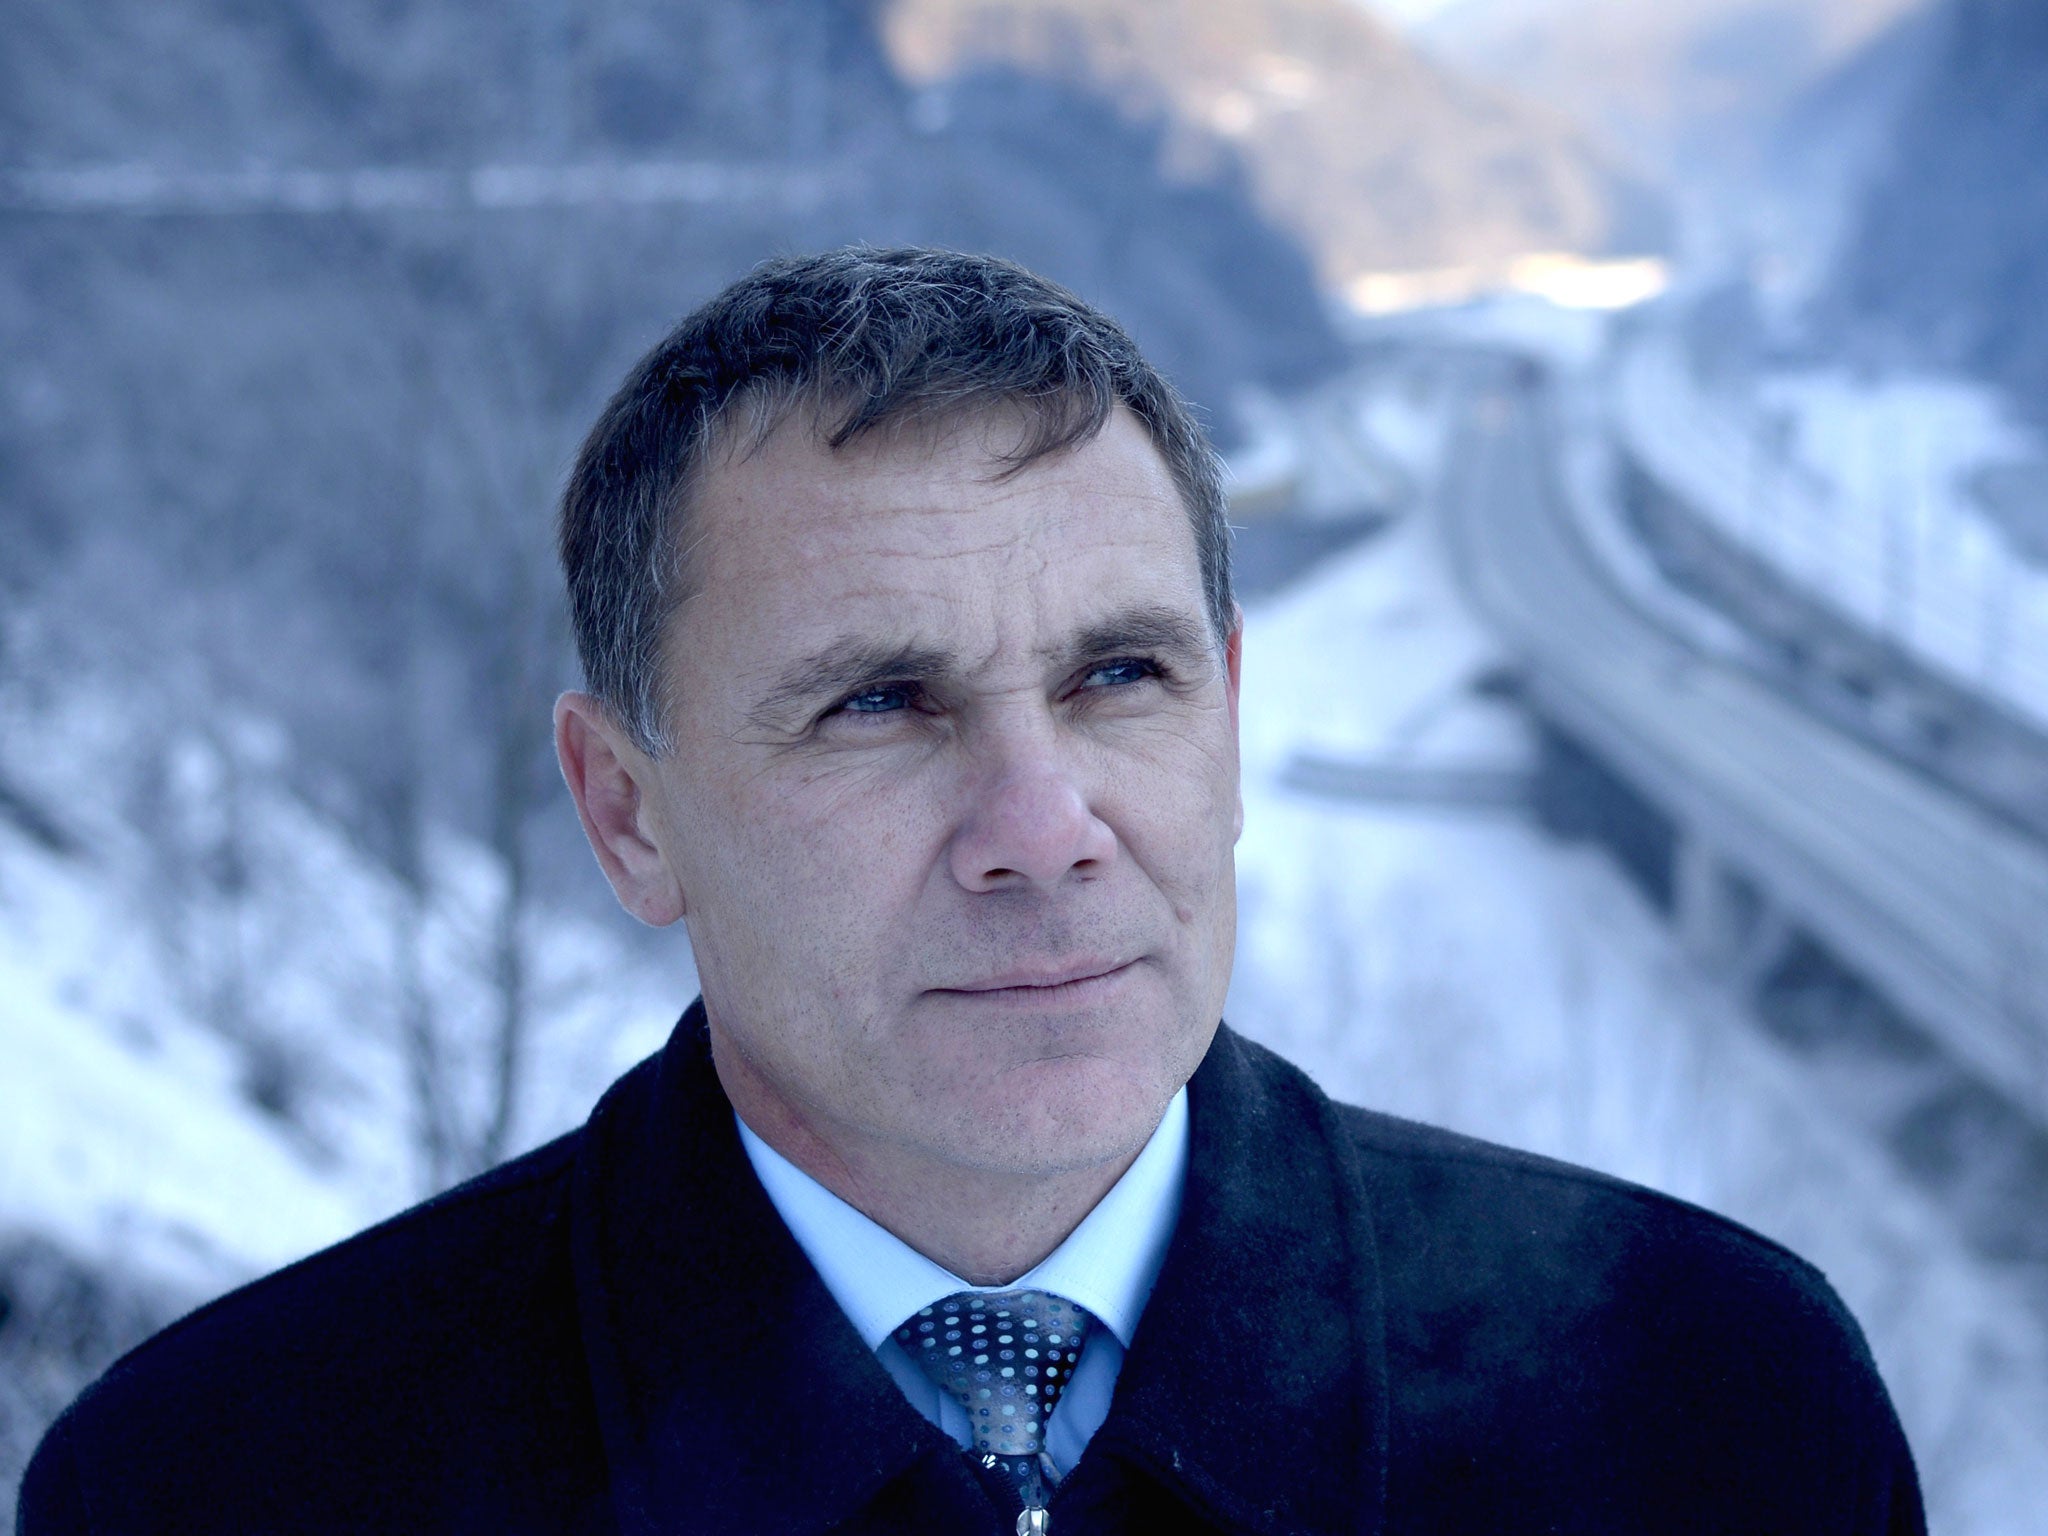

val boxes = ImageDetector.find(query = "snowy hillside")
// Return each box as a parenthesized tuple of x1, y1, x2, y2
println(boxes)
(1616, 327, 2048, 730)
(0, 674, 687, 1511)
(1417, 0, 1930, 178)
(1826, 0, 2048, 414)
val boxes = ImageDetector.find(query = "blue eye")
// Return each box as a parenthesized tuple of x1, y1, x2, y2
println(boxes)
(839, 684, 916, 715)
(1084, 658, 1159, 689)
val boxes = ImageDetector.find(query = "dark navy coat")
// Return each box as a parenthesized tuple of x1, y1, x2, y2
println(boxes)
(19, 1005, 1924, 1534)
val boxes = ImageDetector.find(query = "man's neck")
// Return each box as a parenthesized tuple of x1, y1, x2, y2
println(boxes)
(711, 1038, 1146, 1286)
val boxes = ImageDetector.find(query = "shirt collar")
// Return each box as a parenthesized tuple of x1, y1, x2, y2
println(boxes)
(737, 1087, 1188, 1351)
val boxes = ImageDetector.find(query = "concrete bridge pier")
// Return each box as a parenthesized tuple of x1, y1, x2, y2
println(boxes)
(1672, 828, 1792, 992)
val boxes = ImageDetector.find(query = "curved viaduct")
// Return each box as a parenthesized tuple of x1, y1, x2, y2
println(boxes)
(1440, 362, 2048, 1124)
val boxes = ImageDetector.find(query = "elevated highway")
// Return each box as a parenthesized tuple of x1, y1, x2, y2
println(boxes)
(1442, 367, 2048, 1123)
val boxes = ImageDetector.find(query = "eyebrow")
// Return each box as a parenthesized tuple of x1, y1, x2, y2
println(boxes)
(1059, 606, 1213, 670)
(745, 603, 1215, 728)
(747, 638, 958, 729)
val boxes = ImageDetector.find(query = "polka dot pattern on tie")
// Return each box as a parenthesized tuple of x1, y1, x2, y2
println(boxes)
(893, 1289, 1092, 1460)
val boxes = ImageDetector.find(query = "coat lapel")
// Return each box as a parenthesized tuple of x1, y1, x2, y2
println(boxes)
(568, 1003, 984, 1534)
(1068, 1026, 1391, 1536)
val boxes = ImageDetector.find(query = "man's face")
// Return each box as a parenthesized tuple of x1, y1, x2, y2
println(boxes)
(639, 406, 1240, 1185)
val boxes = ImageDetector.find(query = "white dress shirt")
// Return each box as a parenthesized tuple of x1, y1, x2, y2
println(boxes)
(736, 1088, 1189, 1475)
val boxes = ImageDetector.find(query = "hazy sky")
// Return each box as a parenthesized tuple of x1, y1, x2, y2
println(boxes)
(1357, 0, 1467, 27)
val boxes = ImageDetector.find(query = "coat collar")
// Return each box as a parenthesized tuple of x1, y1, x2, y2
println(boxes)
(570, 1004, 1389, 1535)
(569, 1002, 959, 1534)
(1071, 1026, 1390, 1535)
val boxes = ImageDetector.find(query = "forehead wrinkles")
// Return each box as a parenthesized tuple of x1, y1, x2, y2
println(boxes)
(763, 444, 1129, 597)
(697, 398, 1179, 565)
(680, 407, 1197, 670)
(823, 526, 1077, 690)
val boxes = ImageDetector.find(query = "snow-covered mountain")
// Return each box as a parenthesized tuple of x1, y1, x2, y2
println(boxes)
(881, 0, 1666, 283)
(1419, 0, 1932, 182)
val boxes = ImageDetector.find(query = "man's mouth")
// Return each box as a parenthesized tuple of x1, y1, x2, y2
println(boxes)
(933, 958, 1136, 997)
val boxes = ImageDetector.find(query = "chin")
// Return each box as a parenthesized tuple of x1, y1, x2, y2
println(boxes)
(929, 1042, 1188, 1178)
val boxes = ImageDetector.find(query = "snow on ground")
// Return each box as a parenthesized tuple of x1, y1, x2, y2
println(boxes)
(0, 672, 681, 1308)
(1353, 380, 1453, 502)
(1235, 513, 1528, 779)
(0, 833, 368, 1297)
(1227, 503, 2048, 1536)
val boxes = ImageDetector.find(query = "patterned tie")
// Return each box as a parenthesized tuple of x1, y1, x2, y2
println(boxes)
(894, 1289, 1093, 1529)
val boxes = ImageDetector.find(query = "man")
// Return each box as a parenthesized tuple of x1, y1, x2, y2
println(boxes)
(20, 248, 1922, 1534)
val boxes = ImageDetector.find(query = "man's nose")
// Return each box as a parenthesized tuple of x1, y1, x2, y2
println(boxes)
(947, 728, 1118, 893)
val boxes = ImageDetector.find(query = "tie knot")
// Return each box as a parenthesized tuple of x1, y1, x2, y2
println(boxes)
(893, 1288, 1092, 1461)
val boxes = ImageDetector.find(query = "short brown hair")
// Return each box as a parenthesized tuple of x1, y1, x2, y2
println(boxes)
(558, 246, 1230, 753)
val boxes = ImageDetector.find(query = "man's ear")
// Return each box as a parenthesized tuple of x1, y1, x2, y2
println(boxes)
(554, 691, 688, 927)
(1225, 606, 1245, 843)
(1224, 603, 1244, 710)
